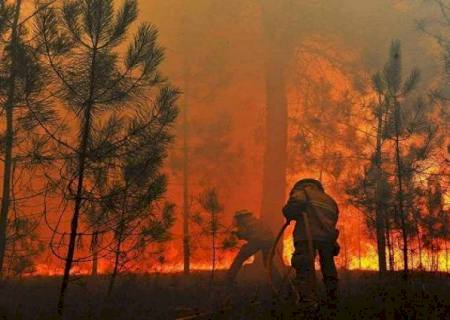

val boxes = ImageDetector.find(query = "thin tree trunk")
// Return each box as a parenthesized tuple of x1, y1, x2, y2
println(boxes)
(211, 229, 216, 284)
(358, 238, 362, 270)
(182, 72, 190, 275)
(0, 0, 22, 277)
(341, 227, 348, 269)
(108, 188, 128, 296)
(385, 217, 394, 271)
(374, 100, 387, 273)
(91, 231, 99, 276)
(57, 44, 98, 316)
(435, 242, 439, 272)
(432, 239, 438, 272)
(108, 234, 122, 296)
(394, 103, 408, 279)
(446, 241, 448, 273)
(416, 220, 423, 270)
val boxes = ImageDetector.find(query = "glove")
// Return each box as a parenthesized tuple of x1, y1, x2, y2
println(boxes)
(282, 203, 300, 221)
(282, 200, 308, 221)
(333, 243, 340, 256)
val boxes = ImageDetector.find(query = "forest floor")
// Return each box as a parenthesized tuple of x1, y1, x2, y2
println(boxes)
(0, 268, 448, 320)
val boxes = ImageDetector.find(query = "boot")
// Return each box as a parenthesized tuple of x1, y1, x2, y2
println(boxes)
(293, 297, 319, 320)
(323, 282, 339, 319)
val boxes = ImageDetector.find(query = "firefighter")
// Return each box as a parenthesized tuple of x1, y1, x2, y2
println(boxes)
(282, 178, 340, 308)
(226, 210, 276, 285)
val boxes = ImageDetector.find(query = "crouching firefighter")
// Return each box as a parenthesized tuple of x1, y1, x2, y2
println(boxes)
(283, 179, 340, 308)
(226, 210, 280, 286)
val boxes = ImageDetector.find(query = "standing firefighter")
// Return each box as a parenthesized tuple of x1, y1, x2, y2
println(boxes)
(226, 210, 276, 285)
(283, 179, 340, 308)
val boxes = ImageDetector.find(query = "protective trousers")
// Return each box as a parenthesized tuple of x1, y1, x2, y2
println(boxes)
(291, 240, 338, 304)
(227, 239, 282, 285)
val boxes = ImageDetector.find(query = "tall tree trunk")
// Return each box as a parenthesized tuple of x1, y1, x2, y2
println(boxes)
(211, 228, 216, 284)
(341, 227, 348, 269)
(108, 233, 122, 296)
(413, 213, 423, 270)
(259, 1, 289, 235)
(358, 238, 362, 269)
(373, 102, 387, 273)
(445, 241, 448, 273)
(57, 44, 98, 316)
(385, 216, 394, 271)
(91, 231, 99, 276)
(445, 241, 448, 272)
(260, 51, 288, 231)
(108, 191, 127, 296)
(0, 0, 22, 278)
(418, 238, 423, 270)
(394, 103, 408, 279)
(182, 72, 191, 275)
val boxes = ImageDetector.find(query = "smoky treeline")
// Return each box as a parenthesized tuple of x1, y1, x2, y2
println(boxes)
(144, 0, 448, 273)
(0, 0, 448, 316)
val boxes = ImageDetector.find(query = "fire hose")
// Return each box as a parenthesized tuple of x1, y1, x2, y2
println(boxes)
(267, 219, 291, 296)
(178, 191, 321, 319)
(267, 190, 319, 299)
(176, 222, 294, 320)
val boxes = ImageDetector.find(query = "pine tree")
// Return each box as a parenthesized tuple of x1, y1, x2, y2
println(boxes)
(101, 92, 178, 295)
(0, 0, 57, 277)
(374, 40, 437, 277)
(195, 188, 226, 285)
(34, 0, 178, 314)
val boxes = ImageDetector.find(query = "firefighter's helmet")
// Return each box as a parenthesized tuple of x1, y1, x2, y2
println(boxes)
(234, 209, 253, 220)
(293, 178, 324, 192)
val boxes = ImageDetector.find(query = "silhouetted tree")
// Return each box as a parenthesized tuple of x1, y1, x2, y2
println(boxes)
(100, 95, 178, 294)
(372, 40, 437, 277)
(419, 179, 449, 270)
(194, 188, 226, 284)
(259, 0, 295, 233)
(0, 0, 57, 277)
(348, 40, 441, 274)
(34, 0, 178, 314)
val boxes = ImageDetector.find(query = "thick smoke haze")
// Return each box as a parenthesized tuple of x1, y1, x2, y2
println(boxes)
(122, 0, 445, 270)
(1, 2, 449, 319)
(12, 0, 446, 273)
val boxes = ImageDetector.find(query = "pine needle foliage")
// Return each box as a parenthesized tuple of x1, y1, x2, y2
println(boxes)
(34, 0, 179, 315)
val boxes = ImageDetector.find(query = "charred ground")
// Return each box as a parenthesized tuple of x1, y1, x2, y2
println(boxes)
(0, 269, 448, 320)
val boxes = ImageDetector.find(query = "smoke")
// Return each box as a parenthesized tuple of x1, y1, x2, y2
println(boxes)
(28, 0, 446, 272)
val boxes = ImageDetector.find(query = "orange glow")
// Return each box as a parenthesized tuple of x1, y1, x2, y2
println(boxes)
(4, 2, 448, 278)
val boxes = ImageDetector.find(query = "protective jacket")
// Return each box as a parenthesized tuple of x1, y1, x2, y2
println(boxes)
(227, 216, 275, 283)
(283, 184, 339, 242)
(234, 216, 274, 243)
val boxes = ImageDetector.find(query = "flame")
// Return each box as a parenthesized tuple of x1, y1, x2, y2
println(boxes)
(4, 9, 448, 278)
